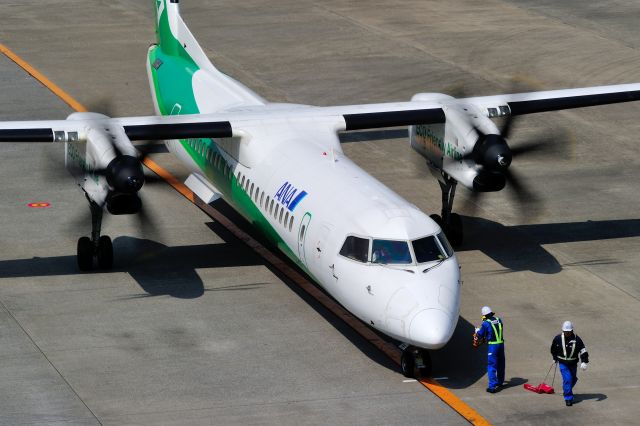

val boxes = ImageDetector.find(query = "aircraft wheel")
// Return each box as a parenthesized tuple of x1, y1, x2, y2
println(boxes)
(447, 213, 463, 247)
(418, 349, 432, 378)
(97, 235, 113, 269)
(77, 237, 94, 271)
(401, 350, 416, 378)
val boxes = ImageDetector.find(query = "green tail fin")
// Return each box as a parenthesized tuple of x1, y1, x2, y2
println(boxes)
(153, 0, 183, 57)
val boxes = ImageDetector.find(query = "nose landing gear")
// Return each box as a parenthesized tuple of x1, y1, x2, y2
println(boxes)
(400, 344, 432, 378)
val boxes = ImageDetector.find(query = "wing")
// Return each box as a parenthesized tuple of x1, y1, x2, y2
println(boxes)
(1, 82, 639, 141)
(455, 83, 640, 117)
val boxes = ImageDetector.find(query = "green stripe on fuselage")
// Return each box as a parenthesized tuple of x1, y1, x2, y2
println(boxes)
(147, 36, 308, 273)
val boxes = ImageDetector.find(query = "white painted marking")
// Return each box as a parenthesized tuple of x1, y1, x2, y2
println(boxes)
(403, 379, 417, 383)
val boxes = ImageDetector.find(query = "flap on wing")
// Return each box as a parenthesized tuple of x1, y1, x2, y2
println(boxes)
(343, 108, 445, 130)
(459, 83, 640, 117)
(123, 121, 232, 140)
(508, 89, 640, 115)
(0, 128, 54, 142)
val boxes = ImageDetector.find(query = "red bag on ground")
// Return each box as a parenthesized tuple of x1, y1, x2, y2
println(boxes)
(524, 362, 557, 394)
(523, 383, 543, 393)
(538, 383, 554, 394)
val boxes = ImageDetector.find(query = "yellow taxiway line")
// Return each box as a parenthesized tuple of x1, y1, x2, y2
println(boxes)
(0, 41, 491, 426)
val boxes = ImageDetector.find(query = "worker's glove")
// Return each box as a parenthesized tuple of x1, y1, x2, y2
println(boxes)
(580, 362, 588, 371)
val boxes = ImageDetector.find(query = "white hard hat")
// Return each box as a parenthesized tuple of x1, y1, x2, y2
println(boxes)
(481, 306, 492, 316)
(562, 321, 573, 332)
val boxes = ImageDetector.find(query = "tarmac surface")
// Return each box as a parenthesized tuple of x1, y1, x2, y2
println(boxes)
(1, 0, 640, 424)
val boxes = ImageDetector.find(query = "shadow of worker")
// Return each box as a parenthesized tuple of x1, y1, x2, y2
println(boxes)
(574, 393, 607, 404)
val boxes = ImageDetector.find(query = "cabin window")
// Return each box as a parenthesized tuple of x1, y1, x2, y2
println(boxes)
(289, 216, 294, 231)
(260, 192, 264, 207)
(412, 236, 446, 263)
(279, 208, 284, 224)
(269, 199, 274, 214)
(274, 204, 279, 218)
(339, 236, 369, 263)
(239, 174, 244, 187)
(284, 211, 289, 227)
(250, 182, 254, 198)
(245, 179, 250, 192)
(265, 195, 270, 210)
(371, 239, 412, 264)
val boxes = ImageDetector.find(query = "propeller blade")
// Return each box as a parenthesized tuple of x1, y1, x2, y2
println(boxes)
(462, 189, 481, 218)
(503, 168, 543, 220)
(135, 194, 163, 240)
(509, 129, 573, 159)
(85, 97, 116, 118)
(499, 114, 516, 140)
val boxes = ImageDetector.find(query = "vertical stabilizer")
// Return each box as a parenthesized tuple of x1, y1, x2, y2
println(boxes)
(149, 0, 265, 114)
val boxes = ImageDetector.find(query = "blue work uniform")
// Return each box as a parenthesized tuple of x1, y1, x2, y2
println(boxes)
(550, 333, 589, 402)
(476, 315, 505, 390)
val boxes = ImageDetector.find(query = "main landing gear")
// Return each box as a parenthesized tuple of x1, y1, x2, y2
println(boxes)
(77, 200, 113, 271)
(430, 175, 463, 247)
(400, 344, 432, 378)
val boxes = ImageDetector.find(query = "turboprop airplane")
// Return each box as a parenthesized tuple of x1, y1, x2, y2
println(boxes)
(1, 0, 640, 377)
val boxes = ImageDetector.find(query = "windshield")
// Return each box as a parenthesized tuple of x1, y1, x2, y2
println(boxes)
(339, 236, 369, 263)
(412, 235, 446, 263)
(437, 232, 453, 258)
(372, 239, 412, 264)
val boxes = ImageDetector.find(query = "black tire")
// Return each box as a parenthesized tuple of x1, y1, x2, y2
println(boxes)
(77, 237, 94, 271)
(417, 350, 432, 378)
(97, 235, 114, 269)
(447, 213, 463, 247)
(401, 350, 415, 378)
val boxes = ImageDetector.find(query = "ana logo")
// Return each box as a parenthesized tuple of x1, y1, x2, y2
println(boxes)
(274, 181, 307, 212)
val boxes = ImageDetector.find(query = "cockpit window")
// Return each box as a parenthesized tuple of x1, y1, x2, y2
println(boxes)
(339, 236, 369, 263)
(372, 239, 412, 264)
(412, 236, 445, 263)
(436, 232, 454, 258)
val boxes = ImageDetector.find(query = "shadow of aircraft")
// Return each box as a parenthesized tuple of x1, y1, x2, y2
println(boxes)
(458, 216, 640, 274)
(428, 315, 489, 388)
(0, 236, 264, 299)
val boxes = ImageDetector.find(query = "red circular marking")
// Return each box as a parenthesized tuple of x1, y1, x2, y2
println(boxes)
(27, 202, 51, 208)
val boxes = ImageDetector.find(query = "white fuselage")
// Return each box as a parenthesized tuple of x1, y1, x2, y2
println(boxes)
(164, 114, 461, 349)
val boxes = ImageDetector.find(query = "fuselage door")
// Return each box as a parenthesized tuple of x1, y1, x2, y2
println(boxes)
(298, 212, 312, 266)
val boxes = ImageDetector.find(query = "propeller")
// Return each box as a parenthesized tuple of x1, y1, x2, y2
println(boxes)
(56, 97, 167, 236)
(455, 81, 572, 219)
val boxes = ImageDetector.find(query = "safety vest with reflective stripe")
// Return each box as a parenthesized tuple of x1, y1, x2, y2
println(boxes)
(485, 317, 504, 344)
(558, 333, 577, 361)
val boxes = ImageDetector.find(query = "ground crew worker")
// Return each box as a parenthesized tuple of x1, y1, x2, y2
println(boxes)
(474, 306, 505, 393)
(550, 321, 589, 406)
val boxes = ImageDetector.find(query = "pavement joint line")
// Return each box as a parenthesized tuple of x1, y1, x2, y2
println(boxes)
(0, 288, 103, 425)
(1, 42, 492, 426)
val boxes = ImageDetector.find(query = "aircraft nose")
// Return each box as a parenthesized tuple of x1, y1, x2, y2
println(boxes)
(408, 309, 454, 349)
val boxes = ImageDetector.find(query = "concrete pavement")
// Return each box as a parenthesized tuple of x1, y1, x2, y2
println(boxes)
(1, 0, 640, 424)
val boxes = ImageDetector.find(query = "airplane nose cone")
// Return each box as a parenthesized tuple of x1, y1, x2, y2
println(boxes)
(408, 309, 455, 349)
